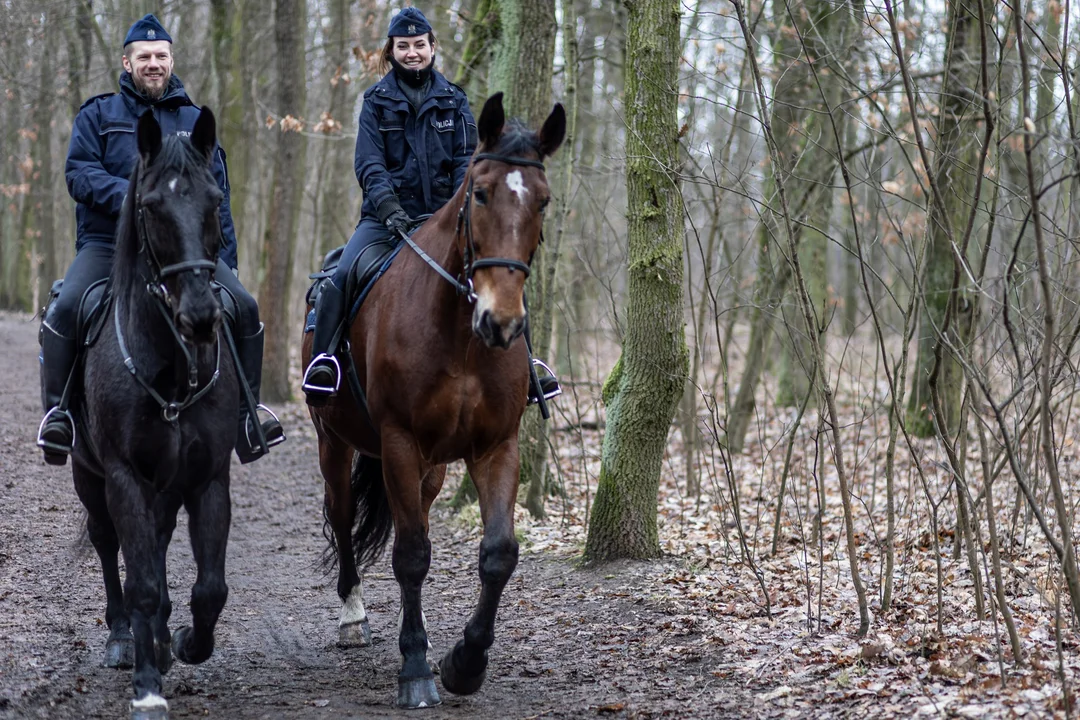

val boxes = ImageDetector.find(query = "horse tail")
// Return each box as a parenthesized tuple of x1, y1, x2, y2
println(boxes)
(319, 454, 393, 572)
(350, 455, 393, 570)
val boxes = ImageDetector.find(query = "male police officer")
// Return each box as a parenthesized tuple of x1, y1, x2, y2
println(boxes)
(38, 13, 283, 465)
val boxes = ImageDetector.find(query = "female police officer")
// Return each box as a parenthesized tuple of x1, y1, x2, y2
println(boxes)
(302, 7, 560, 406)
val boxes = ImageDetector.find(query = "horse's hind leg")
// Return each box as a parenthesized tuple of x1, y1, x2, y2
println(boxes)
(439, 440, 521, 696)
(319, 435, 370, 647)
(172, 473, 230, 666)
(73, 465, 133, 669)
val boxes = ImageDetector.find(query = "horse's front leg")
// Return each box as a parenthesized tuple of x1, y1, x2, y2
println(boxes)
(172, 471, 230, 666)
(383, 428, 441, 708)
(151, 493, 183, 674)
(440, 438, 521, 696)
(104, 464, 168, 718)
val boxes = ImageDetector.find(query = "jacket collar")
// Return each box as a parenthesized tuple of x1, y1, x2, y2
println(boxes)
(118, 72, 192, 112)
(372, 70, 455, 112)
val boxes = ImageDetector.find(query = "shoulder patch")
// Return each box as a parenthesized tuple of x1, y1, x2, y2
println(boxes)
(78, 91, 116, 111)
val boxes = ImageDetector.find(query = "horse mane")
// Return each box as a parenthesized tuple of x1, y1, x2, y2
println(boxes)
(481, 118, 544, 160)
(112, 135, 217, 291)
(112, 161, 142, 292)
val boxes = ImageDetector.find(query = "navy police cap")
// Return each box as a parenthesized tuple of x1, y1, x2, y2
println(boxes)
(123, 14, 172, 47)
(387, 7, 432, 38)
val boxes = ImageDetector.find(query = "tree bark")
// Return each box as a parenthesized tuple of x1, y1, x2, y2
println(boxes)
(906, 0, 989, 437)
(259, 0, 308, 402)
(582, 0, 687, 564)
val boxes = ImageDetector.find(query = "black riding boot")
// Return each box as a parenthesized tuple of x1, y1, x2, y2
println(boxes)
(37, 324, 79, 465)
(302, 282, 346, 406)
(234, 325, 286, 464)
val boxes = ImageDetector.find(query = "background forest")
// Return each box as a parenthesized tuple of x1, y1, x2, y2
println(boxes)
(5, 0, 1080, 715)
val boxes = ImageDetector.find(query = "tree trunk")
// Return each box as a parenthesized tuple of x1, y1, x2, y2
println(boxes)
(906, 0, 989, 437)
(33, 15, 56, 308)
(258, 0, 308, 403)
(316, 0, 358, 260)
(582, 0, 687, 564)
(773, 0, 858, 407)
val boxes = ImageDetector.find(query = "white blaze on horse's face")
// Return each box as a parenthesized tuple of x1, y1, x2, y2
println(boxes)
(505, 170, 528, 203)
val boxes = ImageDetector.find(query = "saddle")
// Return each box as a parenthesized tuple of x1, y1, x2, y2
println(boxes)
(41, 279, 112, 349)
(304, 236, 404, 334)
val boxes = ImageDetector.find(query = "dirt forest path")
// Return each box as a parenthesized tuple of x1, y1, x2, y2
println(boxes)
(0, 313, 750, 719)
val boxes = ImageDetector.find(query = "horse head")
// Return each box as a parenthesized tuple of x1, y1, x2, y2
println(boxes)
(463, 92, 565, 349)
(134, 107, 223, 345)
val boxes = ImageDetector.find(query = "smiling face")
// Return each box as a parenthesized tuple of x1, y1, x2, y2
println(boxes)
(391, 34, 434, 72)
(122, 40, 173, 100)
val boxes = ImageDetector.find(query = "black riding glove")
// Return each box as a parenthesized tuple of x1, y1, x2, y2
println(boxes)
(377, 197, 411, 238)
(385, 209, 411, 238)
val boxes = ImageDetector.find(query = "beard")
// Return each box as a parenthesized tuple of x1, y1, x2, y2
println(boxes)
(133, 72, 170, 101)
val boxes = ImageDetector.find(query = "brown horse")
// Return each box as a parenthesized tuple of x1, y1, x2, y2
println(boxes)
(302, 92, 565, 707)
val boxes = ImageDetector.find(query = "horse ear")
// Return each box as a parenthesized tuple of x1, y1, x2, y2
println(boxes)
(191, 106, 217, 161)
(537, 103, 566, 159)
(136, 110, 162, 163)
(477, 92, 505, 147)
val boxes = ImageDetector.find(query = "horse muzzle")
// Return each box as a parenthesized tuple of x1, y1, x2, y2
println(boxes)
(175, 305, 222, 345)
(472, 308, 525, 349)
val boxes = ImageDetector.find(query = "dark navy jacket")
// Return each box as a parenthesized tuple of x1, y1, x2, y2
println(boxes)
(355, 70, 477, 220)
(65, 73, 239, 269)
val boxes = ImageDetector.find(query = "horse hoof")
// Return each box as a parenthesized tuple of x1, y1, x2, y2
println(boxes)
(397, 677, 441, 708)
(104, 637, 135, 669)
(438, 652, 486, 696)
(171, 626, 212, 665)
(130, 693, 168, 720)
(155, 637, 173, 675)
(337, 619, 372, 647)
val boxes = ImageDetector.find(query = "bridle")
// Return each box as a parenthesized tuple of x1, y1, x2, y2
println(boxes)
(113, 189, 221, 424)
(400, 152, 545, 302)
(136, 195, 219, 298)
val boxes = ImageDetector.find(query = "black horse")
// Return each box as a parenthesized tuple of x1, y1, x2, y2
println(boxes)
(69, 108, 237, 720)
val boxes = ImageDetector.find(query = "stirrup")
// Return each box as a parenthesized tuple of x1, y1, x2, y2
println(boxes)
(247, 404, 286, 450)
(530, 358, 562, 403)
(303, 353, 342, 395)
(37, 406, 76, 454)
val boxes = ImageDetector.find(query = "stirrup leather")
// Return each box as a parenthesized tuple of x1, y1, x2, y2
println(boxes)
(529, 358, 562, 403)
(37, 406, 76, 453)
(246, 404, 286, 449)
(303, 353, 342, 395)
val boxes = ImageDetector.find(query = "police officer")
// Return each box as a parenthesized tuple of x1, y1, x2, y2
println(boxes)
(302, 7, 561, 406)
(38, 14, 283, 465)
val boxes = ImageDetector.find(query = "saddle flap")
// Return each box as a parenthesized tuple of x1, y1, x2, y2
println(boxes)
(79, 280, 111, 348)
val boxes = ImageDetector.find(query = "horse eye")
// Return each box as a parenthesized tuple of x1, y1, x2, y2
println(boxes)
(474, 187, 488, 206)
(539, 197, 551, 213)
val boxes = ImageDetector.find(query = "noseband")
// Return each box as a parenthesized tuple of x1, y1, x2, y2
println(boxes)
(400, 153, 545, 302)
